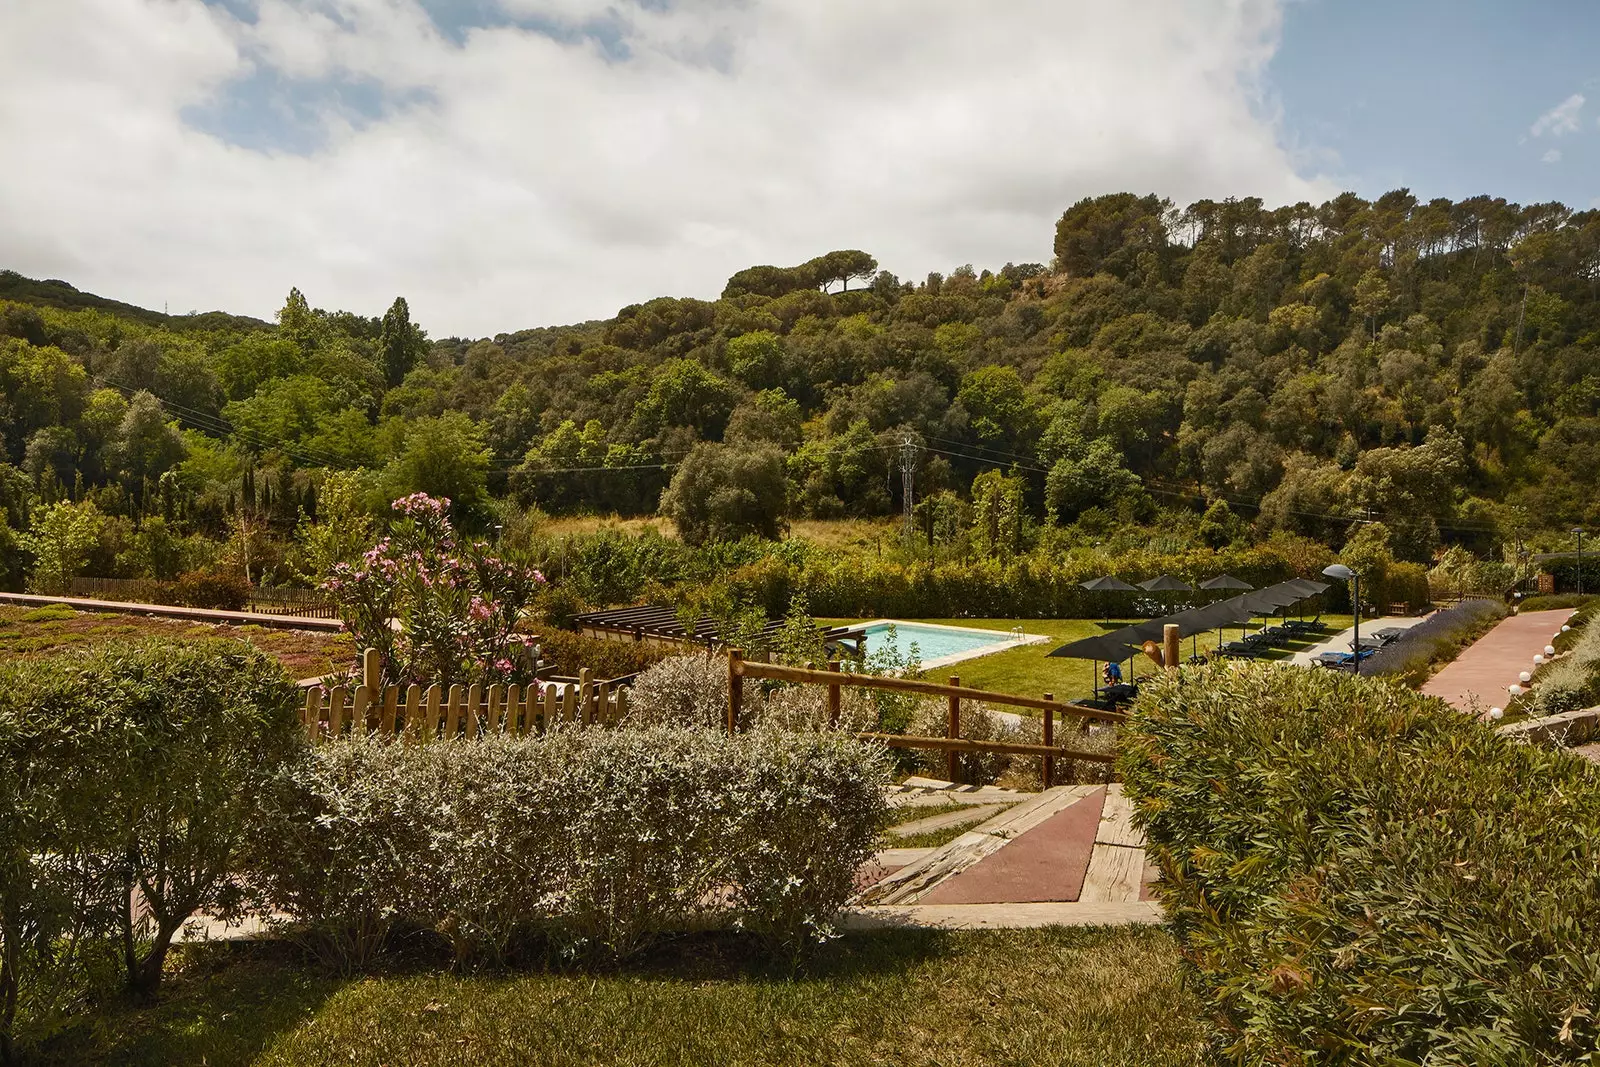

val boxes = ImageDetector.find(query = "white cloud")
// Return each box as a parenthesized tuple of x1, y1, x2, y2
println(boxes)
(1531, 93, 1585, 137)
(0, 0, 1332, 337)
(1543, 148, 1563, 163)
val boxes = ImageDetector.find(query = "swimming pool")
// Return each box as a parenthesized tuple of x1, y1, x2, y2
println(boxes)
(857, 620, 1049, 669)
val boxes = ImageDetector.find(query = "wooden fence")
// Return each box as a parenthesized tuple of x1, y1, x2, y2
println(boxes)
(302, 650, 628, 741)
(726, 649, 1127, 788)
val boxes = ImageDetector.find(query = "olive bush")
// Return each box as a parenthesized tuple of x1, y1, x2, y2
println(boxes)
(255, 727, 889, 967)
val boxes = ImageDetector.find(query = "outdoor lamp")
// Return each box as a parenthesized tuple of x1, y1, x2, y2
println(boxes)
(1509, 684, 1524, 696)
(1534, 655, 1545, 666)
(1322, 563, 1360, 674)
(1563, 625, 1572, 633)
(1489, 707, 1504, 721)
(1520, 671, 1532, 683)
(1545, 645, 1557, 656)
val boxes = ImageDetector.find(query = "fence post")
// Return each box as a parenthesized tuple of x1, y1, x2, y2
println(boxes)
(577, 669, 592, 725)
(1043, 693, 1054, 790)
(946, 676, 961, 784)
(1163, 624, 1181, 673)
(727, 648, 744, 735)
(827, 660, 841, 728)
(363, 647, 381, 691)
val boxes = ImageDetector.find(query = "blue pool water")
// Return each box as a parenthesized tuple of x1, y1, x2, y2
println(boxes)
(861, 621, 1016, 663)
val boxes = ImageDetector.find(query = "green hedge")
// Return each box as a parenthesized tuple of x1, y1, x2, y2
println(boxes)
(1121, 664, 1600, 1063)
(725, 545, 1315, 620)
(250, 727, 889, 968)
(0, 640, 300, 1061)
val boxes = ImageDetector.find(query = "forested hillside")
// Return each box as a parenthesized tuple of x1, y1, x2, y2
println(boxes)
(1, 190, 1597, 598)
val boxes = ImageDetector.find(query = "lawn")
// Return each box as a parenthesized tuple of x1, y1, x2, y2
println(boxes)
(33, 928, 1203, 1066)
(827, 615, 1355, 704)
(0, 604, 357, 680)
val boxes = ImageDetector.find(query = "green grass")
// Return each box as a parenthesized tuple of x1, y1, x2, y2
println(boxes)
(826, 616, 1354, 703)
(891, 814, 997, 849)
(33, 929, 1202, 1066)
(885, 801, 973, 827)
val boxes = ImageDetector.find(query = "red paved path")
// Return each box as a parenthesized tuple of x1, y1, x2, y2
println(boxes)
(919, 787, 1105, 904)
(1421, 609, 1575, 713)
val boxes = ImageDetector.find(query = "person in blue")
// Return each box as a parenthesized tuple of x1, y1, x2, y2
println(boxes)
(1103, 661, 1123, 686)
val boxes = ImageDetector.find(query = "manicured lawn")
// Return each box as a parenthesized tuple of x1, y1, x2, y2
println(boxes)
(0, 604, 356, 679)
(827, 615, 1354, 704)
(34, 928, 1203, 1066)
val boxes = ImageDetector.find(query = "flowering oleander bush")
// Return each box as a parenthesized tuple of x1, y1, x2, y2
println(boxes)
(251, 728, 889, 967)
(322, 493, 546, 687)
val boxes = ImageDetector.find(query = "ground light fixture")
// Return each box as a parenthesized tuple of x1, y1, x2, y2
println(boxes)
(1509, 684, 1525, 697)
(1489, 707, 1505, 721)
(1520, 671, 1533, 683)
(1545, 645, 1557, 656)
(1322, 563, 1360, 675)
(1534, 655, 1545, 666)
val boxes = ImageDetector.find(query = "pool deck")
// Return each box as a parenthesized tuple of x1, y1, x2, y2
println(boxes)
(857, 619, 1052, 670)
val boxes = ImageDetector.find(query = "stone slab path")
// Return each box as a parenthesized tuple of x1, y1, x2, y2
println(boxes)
(1422, 608, 1576, 712)
(853, 783, 1161, 928)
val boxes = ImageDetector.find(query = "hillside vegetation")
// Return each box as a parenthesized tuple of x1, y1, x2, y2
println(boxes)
(1, 191, 1597, 599)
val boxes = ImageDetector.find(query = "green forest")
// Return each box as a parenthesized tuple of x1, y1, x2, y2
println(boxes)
(1, 190, 1597, 612)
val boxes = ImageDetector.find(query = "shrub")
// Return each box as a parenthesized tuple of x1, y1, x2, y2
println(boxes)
(1122, 663, 1600, 1062)
(1529, 613, 1600, 716)
(626, 653, 727, 729)
(323, 493, 547, 688)
(1362, 596, 1508, 687)
(1517, 593, 1598, 613)
(253, 728, 889, 967)
(907, 698, 1015, 785)
(173, 566, 251, 610)
(0, 640, 300, 1058)
(247, 735, 451, 971)
(534, 628, 674, 679)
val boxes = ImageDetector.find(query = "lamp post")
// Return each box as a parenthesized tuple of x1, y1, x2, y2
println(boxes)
(1576, 528, 1586, 597)
(1324, 563, 1360, 675)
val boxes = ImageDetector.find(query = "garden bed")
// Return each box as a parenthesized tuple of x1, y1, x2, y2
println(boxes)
(0, 603, 356, 678)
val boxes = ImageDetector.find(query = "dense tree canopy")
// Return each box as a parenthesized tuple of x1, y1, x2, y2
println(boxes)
(0, 189, 1597, 596)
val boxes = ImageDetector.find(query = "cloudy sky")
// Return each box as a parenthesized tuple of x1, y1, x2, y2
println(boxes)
(1, 0, 1597, 337)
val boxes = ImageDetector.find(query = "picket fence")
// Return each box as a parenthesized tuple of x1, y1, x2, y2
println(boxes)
(303, 649, 628, 742)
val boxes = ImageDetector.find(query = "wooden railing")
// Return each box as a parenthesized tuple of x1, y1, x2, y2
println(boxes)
(726, 650, 1125, 788)
(302, 650, 628, 741)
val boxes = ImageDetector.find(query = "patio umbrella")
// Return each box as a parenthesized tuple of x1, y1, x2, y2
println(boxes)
(1079, 575, 1138, 592)
(1047, 630, 1143, 699)
(1079, 574, 1138, 632)
(1138, 573, 1193, 621)
(1199, 573, 1253, 591)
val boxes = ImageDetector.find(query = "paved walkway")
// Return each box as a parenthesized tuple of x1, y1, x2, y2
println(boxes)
(852, 782, 1161, 928)
(1422, 608, 1575, 713)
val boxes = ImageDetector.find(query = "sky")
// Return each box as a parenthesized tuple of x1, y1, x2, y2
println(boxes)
(0, 0, 1596, 338)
